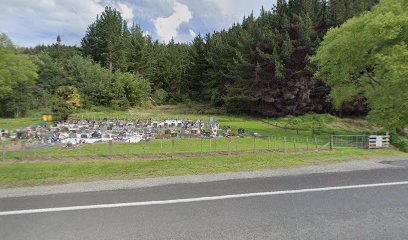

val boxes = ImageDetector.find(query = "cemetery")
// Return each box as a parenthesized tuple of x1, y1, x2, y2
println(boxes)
(0, 110, 392, 161)
(0, 115, 332, 161)
(0, 118, 231, 146)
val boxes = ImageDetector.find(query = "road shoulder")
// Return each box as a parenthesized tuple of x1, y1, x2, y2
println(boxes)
(0, 156, 406, 199)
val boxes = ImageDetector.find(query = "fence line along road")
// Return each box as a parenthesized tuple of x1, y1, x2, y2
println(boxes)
(331, 133, 390, 150)
(0, 136, 330, 161)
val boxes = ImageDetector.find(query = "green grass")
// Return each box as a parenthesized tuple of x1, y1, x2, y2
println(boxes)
(71, 104, 228, 121)
(0, 117, 42, 130)
(3, 136, 330, 160)
(0, 149, 405, 188)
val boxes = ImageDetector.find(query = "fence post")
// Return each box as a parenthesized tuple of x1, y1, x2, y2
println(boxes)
(109, 140, 113, 159)
(214, 138, 217, 153)
(293, 138, 296, 152)
(228, 138, 232, 156)
(144, 140, 147, 155)
(268, 137, 271, 151)
(330, 135, 334, 151)
(306, 137, 309, 152)
(236, 138, 238, 153)
(200, 138, 203, 155)
(160, 138, 163, 155)
(21, 141, 26, 160)
(253, 137, 256, 153)
(127, 143, 131, 158)
(1, 140, 5, 161)
(171, 139, 175, 159)
(274, 136, 277, 151)
(284, 137, 287, 153)
(314, 137, 318, 151)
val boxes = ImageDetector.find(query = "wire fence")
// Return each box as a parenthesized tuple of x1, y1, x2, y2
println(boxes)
(331, 135, 368, 149)
(0, 136, 331, 161)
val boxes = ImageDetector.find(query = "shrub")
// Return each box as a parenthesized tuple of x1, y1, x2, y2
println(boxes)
(152, 89, 168, 105)
(110, 98, 130, 111)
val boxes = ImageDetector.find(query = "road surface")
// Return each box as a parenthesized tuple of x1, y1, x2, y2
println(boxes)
(1, 159, 408, 239)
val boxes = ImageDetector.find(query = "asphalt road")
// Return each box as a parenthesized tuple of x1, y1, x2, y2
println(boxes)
(1, 160, 408, 240)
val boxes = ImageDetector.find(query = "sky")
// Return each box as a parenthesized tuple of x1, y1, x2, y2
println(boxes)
(0, 0, 277, 47)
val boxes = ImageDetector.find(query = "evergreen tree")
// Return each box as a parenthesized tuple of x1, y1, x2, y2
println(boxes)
(127, 24, 146, 73)
(185, 34, 208, 101)
(82, 7, 128, 72)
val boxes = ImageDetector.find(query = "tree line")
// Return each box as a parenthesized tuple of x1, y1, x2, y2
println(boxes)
(2, 0, 406, 130)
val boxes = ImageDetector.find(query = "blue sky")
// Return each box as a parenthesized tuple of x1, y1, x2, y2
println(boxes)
(0, 0, 277, 47)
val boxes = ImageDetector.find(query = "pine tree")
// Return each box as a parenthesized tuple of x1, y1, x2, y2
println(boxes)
(185, 34, 208, 101)
(82, 7, 128, 73)
(127, 24, 145, 73)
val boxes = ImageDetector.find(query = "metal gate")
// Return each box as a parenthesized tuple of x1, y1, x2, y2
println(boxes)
(331, 135, 367, 149)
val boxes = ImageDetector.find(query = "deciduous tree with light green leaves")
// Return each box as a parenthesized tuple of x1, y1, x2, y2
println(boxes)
(311, 0, 408, 131)
(0, 33, 37, 117)
(51, 86, 81, 120)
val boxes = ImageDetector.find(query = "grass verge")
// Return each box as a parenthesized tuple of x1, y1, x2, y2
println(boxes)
(3, 137, 327, 160)
(0, 149, 406, 188)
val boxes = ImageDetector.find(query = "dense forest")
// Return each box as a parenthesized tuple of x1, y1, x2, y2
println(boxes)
(3, 0, 407, 131)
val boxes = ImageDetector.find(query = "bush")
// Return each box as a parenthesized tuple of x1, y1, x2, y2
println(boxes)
(113, 73, 151, 107)
(391, 134, 408, 152)
(152, 89, 168, 105)
(51, 86, 81, 120)
(51, 98, 73, 120)
(110, 98, 130, 111)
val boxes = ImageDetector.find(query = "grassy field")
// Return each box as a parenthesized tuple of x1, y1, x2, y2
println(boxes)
(71, 104, 227, 121)
(0, 109, 47, 130)
(0, 117, 42, 131)
(3, 136, 328, 161)
(0, 149, 405, 188)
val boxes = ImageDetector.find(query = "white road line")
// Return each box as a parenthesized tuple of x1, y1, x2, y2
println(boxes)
(1, 181, 408, 216)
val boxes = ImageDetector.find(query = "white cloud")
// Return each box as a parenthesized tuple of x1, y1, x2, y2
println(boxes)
(0, 0, 276, 46)
(154, 1, 192, 43)
(207, 0, 235, 17)
(189, 29, 197, 38)
(111, 2, 134, 22)
(0, 0, 105, 45)
(206, 0, 275, 23)
(0, 0, 135, 46)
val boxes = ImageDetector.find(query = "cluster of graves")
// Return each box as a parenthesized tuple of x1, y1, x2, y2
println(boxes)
(0, 118, 235, 146)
